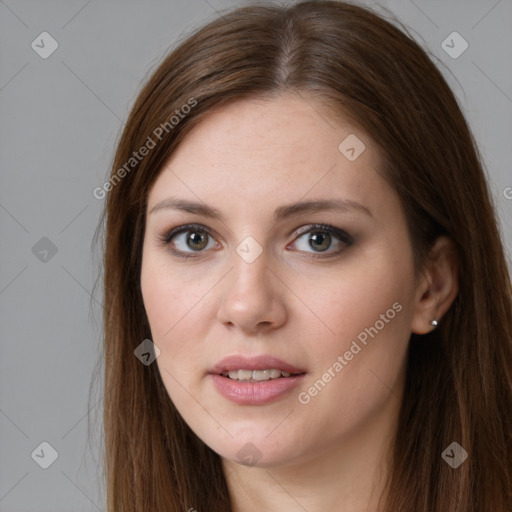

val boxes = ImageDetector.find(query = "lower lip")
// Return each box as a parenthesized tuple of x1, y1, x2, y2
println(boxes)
(210, 374, 306, 405)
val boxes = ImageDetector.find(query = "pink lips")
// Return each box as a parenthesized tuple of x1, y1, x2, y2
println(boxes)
(209, 355, 306, 405)
(210, 355, 305, 375)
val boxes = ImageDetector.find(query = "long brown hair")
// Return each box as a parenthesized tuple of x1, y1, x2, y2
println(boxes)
(95, 1, 512, 510)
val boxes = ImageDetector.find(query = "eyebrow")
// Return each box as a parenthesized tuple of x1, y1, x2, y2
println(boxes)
(149, 197, 373, 222)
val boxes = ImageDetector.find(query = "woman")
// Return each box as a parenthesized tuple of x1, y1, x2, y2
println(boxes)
(98, 1, 512, 510)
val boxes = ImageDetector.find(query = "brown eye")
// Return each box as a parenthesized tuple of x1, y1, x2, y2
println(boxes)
(162, 224, 217, 258)
(308, 231, 332, 252)
(290, 224, 353, 257)
(186, 231, 209, 251)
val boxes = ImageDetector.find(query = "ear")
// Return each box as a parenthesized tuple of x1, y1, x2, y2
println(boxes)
(410, 236, 459, 335)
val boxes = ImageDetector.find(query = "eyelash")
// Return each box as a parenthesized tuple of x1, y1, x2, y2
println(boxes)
(157, 223, 354, 260)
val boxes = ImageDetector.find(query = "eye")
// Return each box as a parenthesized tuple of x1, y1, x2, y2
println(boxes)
(159, 224, 219, 259)
(159, 222, 353, 260)
(289, 223, 353, 258)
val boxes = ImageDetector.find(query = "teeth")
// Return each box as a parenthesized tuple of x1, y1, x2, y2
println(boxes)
(222, 369, 295, 381)
(252, 369, 271, 381)
(238, 370, 253, 380)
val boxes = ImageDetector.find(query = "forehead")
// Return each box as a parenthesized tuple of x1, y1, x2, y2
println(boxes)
(147, 93, 393, 221)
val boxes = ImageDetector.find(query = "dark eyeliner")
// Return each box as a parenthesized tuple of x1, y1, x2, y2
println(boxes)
(160, 223, 210, 245)
(290, 223, 354, 259)
(157, 223, 213, 260)
(158, 222, 353, 259)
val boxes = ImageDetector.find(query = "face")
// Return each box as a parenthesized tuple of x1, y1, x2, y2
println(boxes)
(140, 92, 419, 468)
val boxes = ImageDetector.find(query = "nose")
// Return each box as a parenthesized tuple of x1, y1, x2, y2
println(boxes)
(216, 246, 287, 334)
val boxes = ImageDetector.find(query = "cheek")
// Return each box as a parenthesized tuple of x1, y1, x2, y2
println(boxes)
(140, 252, 216, 402)
(140, 262, 199, 405)
(291, 247, 414, 352)
(294, 248, 413, 413)
(140, 251, 210, 341)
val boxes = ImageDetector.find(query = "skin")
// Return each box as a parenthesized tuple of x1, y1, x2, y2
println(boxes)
(140, 92, 458, 511)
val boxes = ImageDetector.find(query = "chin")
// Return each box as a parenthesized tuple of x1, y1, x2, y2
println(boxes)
(207, 433, 303, 469)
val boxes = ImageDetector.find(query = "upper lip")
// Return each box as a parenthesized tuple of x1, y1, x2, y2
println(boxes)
(210, 355, 306, 375)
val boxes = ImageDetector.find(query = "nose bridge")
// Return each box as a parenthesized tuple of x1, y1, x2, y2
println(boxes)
(216, 238, 287, 331)
(229, 238, 272, 297)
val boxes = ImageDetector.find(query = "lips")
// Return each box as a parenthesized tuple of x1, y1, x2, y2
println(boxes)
(209, 355, 306, 405)
(210, 355, 306, 376)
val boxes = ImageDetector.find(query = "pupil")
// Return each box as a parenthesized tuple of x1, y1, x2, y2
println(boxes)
(310, 232, 331, 252)
(187, 231, 207, 250)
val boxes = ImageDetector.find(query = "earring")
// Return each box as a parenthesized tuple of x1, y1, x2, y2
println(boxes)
(429, 319, 438, 329)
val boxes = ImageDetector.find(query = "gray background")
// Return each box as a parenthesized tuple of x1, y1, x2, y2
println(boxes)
(1, 0, 511, 510)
